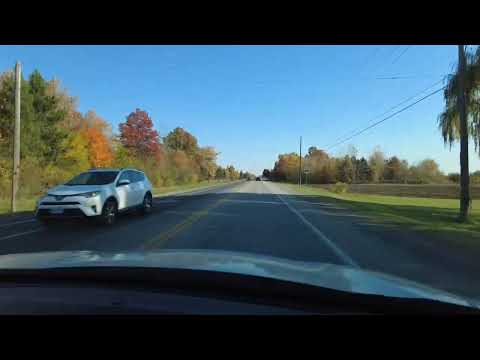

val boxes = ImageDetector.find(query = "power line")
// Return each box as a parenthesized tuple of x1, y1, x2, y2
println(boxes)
(329, 78, 446, 145)
(372, 46, 412, 78)
(326, 86, 445, 151)
(371, 79, 445, 118)
(391, 45, 411, 65)
(372, 46, 401, 74)
(387, 45, 402, 60)
(375, 74, 444, 80)
(376, 76, 418, 79)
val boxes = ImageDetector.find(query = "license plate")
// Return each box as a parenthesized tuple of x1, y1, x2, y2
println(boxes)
(50, 208, 64, 214)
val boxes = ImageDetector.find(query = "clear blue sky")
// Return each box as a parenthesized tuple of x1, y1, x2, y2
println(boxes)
(0, 45, 479, 175)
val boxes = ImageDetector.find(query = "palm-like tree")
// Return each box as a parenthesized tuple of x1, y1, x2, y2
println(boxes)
(439, 48, 480, 148)
(438, 45, 480, 221)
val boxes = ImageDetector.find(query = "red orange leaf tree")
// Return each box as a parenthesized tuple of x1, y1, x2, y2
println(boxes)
(119, 108, 162, 162)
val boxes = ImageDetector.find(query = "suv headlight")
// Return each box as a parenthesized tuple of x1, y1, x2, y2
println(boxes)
(76, 191, 100, 198)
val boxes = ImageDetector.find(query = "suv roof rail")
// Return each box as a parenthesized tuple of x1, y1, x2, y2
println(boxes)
(88, 167, 124, 171)
(87, 167, 144, 172)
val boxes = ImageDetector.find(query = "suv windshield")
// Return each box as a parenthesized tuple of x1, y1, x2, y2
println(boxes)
(65, 171, 119, 186)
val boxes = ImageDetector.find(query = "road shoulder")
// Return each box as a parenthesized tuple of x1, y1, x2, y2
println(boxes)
(270, 181, 480, 298)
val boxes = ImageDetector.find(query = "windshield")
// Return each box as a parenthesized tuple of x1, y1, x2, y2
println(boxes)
(0, 45, 479, 310)
(65, 172, 119, 186)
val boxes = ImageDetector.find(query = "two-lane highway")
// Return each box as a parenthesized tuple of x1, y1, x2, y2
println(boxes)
(0, 180, 479, 298)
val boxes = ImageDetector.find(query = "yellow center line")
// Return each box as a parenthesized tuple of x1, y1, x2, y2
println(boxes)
(141, 194, 232, 251)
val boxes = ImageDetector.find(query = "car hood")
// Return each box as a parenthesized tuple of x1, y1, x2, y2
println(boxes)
(47, 185, 103, 196)
(0, 249, 476, 308)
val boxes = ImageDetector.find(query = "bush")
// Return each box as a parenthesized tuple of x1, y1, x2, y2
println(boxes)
(330, 182, 349, 194)
(160, 176, 174, 187)
(38, 164, 72, 194)
(0, 159, 11, 198)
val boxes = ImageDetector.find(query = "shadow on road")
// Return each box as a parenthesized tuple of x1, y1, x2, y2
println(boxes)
(0, 211, 35, 224)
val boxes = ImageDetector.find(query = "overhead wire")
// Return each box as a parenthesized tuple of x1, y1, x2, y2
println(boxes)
(326, 86, 445, 151)
(326, 45, 446, 152)
(329, 77, 446, 145)
(391, 45, 411, 65)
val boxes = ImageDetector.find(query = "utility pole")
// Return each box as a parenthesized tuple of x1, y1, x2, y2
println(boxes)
(457, 45, 470, 222)
(299, 136, 302, 187)
(10, 61, 21, 214)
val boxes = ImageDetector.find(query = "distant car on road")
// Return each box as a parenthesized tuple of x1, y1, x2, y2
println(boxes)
(35, 168, 153, 226)
(256, 177, 261, 181)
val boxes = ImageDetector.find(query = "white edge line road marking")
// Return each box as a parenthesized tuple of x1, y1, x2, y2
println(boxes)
(0, 228, 44, 241)
(0, 218, 37, 228)
(299, 209, 368, 218)
(276, 194, 360, 269)
(291, 200, 346, 209)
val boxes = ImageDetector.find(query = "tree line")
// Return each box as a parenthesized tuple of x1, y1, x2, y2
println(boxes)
(268, 146, 475, 185)
(0, 69, 242, 199)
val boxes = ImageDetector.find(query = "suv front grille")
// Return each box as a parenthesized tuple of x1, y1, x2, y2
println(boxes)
(37, 208, 85, 218)
(41, 202, 80, 206)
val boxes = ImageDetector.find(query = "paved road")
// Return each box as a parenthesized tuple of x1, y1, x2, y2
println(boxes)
(0, 180, 478, 298)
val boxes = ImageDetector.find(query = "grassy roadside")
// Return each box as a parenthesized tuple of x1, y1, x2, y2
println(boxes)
(0, 180, 240, 215)
(0, 198, 37, 215)
(279, 183, 480, 237)
(152, 180, 238, 196)
(310, 183, 480, 199)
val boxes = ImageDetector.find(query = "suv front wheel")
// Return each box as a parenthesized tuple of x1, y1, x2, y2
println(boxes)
(99, 199, 117, 226)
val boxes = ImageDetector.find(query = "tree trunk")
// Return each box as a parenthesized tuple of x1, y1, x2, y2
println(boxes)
(457, 45, 470, 222)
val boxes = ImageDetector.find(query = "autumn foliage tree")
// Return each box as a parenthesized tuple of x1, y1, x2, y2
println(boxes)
(119, 108, 162, 161)
(163, 127, 223, 183)
(0, 68, 244, 200)
(164, 127, 199, 155)
(74, 111, 114, 168)
(269, 146, 448, 185)
(196, 146, 218, 180)
(272, 153, 300, 183)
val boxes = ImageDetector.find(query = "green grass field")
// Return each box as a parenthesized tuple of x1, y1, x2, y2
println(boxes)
(310, 183, 480, 199)
(0, 198, 37, 215)
(281, 183, 480, 237)
(0, 180, 238, 215)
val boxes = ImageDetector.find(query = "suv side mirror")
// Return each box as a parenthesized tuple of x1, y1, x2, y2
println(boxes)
(117, 179, 130, 187)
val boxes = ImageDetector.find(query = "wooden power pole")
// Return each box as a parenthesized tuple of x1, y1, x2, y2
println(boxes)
(457, 45, 470, 222)
(11, 61, 21, 214)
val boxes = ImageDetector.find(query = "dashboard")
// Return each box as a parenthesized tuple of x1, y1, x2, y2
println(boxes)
(0, 283, 317, 314)
(0, 267, 475, 315)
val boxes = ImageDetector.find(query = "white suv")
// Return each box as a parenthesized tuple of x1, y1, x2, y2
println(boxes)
(35, 168, 153, 226)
